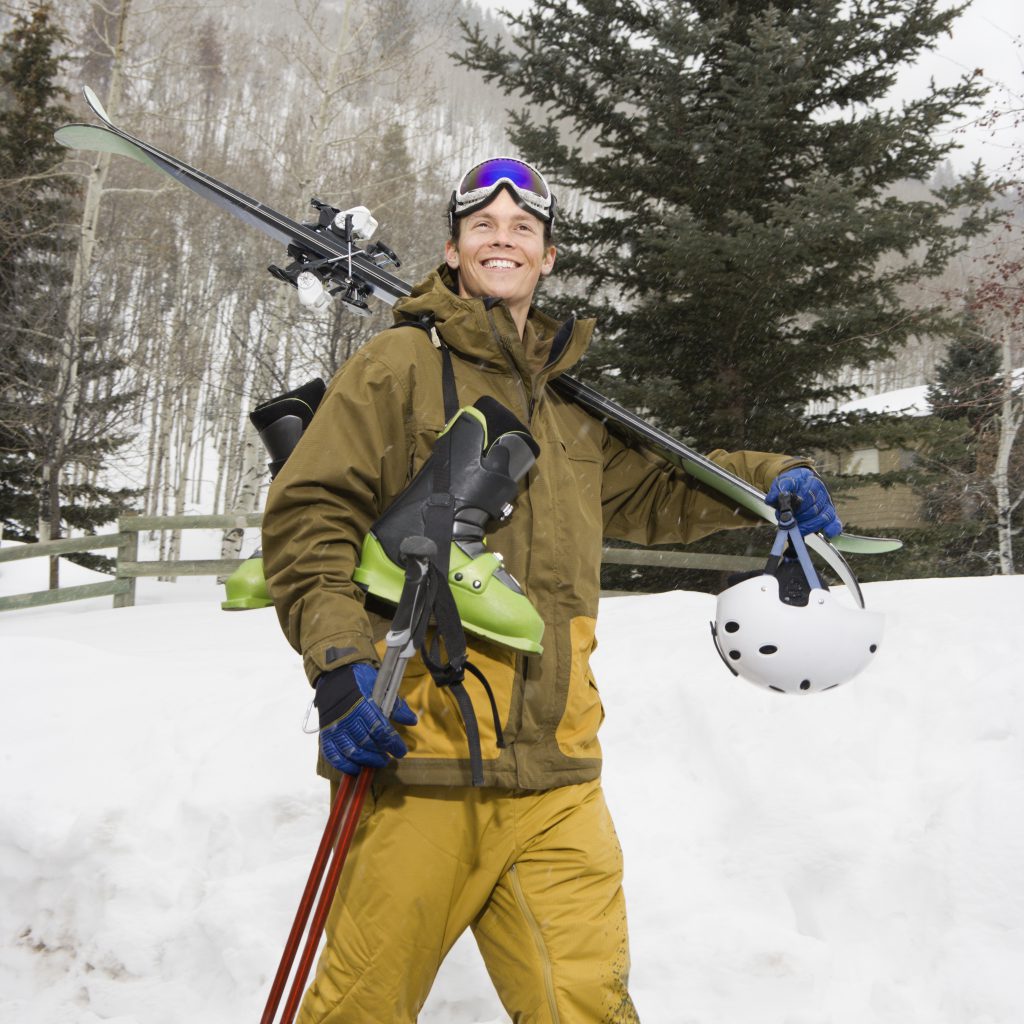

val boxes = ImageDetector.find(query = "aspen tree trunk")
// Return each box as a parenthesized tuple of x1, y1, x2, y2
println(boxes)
(164, 305, 214, 578)
(150, 377, 175, 520)
(993, 330, 1022, 574)
(192, 420, 207, 507)
(219, 428, 266, 572)
(218, 316, 278, 564)
(212, 399, 231, 517)
(41, 0, 131, 588)
(145, 377, 167, 515)
(214, 360, 242, 516)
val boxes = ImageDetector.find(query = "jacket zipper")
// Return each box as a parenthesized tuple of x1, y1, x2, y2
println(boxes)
(486, 308, 533, 423)
(484, 307, 542, 768)
(508, 864, 561, 1022)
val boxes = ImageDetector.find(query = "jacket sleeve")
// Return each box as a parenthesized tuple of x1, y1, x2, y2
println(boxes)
(260, 346, 415, 685)
(599, 428, 812, 546)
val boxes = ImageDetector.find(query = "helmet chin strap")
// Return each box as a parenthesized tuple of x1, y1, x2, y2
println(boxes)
(765, 493, 822, 594)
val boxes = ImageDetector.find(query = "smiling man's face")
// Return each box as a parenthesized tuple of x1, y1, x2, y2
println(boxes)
(445, 189, 556, 333)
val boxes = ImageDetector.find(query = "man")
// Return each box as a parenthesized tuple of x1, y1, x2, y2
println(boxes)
(261, 157, 840, 1022)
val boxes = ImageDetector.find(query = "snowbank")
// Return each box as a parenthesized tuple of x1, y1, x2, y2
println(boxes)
(1, 561, 1022, 1023)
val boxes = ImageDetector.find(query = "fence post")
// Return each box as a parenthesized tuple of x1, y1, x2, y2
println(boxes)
(114, 517, 138, 608)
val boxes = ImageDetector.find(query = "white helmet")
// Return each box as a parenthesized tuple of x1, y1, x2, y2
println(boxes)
(711, 509, 883, 694)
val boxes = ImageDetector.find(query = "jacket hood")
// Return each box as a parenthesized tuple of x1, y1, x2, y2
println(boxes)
(393, 265, 596, 383)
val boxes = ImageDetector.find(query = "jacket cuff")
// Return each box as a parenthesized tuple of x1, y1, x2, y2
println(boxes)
(770, 456, 815, 490)
(302, 630, 380, 685)
(749, 454, 811, 493)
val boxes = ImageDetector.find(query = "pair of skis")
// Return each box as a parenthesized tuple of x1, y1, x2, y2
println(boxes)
(54, 88, 900, 605)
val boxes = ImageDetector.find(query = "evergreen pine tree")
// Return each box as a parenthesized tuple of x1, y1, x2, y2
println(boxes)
(0, 4, 75, 540)
(927, 310, 1002, 433)
(912, 313, 1004, 572)
(458, 0, 1000, 454)
(0, 5, 137, 559)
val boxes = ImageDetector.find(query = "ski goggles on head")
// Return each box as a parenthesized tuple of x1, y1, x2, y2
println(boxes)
(448, 157, 556, 228)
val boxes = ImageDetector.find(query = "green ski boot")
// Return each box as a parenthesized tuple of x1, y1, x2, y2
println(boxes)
(353, 397, 544, 653)
(221, 554, 272, 610)
(220, 379, 326, 611)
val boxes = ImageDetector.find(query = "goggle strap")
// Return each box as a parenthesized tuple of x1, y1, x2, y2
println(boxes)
(448, 181, 556, 228)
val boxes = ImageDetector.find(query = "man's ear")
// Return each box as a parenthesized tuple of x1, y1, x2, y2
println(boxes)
(540, 245, 557, 277)
(444, 238, 460, 270)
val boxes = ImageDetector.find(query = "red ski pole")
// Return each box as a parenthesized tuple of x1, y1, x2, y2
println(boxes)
(259, 537, 436, 1024)
(259, 769, 359, 1024)
(276, 766, 374, 1024)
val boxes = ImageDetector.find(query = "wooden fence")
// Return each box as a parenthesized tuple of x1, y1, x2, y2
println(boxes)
(0, 513, 762, 613)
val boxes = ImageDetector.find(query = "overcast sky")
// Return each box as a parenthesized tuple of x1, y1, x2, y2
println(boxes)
(476, 0, 1023, 175)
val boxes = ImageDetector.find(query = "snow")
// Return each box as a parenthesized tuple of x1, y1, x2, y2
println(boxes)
(838, 383, 931, 417)
(2, 550, 1024, 1024)
(837, 368, 1024, 418)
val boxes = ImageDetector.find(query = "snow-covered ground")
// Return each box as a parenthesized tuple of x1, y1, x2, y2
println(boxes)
(2, 548, 1023, 1024)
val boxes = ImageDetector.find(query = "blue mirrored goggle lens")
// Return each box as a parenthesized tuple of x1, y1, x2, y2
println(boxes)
(459, 158, 549, 200)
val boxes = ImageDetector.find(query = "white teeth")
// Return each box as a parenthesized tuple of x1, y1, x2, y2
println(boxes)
(483, 259, 518, 269)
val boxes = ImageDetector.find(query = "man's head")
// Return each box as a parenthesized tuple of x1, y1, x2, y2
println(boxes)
(445, 158, 558, 329)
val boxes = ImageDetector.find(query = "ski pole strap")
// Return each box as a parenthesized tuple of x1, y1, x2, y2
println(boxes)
(412, 564, 499, 786)
(766, 496, 821, 591)
(442, 679, 486, 787)
(421, 651, 498, 787)
(422, 446, 454, 580)
(373, 537, 436, 715)
(420, 644, 503, 786)
(418, 566, 467, 681)
(464, 660, 505, 751)
(423, 490, 455, 578)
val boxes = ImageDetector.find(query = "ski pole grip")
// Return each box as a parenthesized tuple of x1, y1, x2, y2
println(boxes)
(400, 535, 436, 578)
(371, 538, 437, 714)
(775, 491, 798, 527)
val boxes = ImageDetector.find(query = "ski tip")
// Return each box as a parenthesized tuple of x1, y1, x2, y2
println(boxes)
(832, 533, 904, 555)
(83, 85, 111, 125)
(53, 124, 89, 150)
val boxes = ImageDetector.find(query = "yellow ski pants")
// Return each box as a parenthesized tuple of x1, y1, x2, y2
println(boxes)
(296, 777, 640, 1023)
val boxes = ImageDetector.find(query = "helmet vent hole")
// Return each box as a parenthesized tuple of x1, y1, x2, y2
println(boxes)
(799, 680, 811, 691)
(725, 621, 740, 634)
(728, 650, 741, 661)
(758, 644, 778, 655)
(869, 644, 877, 653)
(769, 685, 785, 693)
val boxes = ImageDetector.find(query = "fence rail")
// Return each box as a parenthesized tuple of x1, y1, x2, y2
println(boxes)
(0, 533, 123, 561)
(0, 514, 761, 614)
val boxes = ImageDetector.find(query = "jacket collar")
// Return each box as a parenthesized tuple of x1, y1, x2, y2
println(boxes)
(393, 265, 595, 383)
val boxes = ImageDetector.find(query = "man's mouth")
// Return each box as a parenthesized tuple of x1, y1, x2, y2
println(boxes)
(481, 258, 520, 270)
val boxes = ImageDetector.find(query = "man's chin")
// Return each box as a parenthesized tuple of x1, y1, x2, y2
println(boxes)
(479, 271, 523, 288)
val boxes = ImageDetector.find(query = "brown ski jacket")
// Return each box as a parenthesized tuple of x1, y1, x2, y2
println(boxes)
(261, 268, 808, 789)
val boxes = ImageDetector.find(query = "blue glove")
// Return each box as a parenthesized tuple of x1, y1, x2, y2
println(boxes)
(314, 662, 418, 775)
(765, 467, 843, 539)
